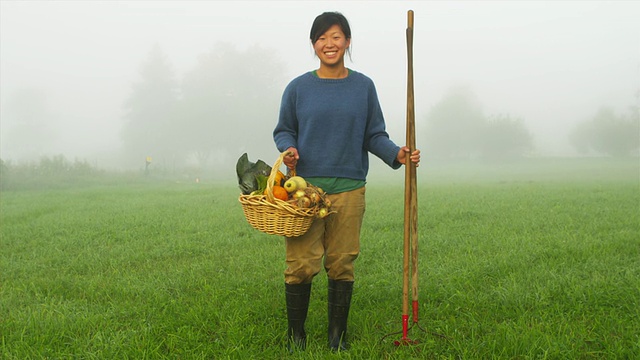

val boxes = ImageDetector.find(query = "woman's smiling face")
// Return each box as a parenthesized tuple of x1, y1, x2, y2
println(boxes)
(313, 24, 351, 67)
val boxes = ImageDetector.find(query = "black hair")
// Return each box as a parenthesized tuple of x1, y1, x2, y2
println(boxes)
(309, 12, 352, 44)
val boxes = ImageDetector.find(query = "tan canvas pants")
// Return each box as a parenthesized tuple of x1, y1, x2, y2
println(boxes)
(284, 187, 366, 284)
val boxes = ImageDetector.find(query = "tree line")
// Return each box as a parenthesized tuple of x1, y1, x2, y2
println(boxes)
(421, 87, 639, 160)
(421, 87, 534, 160)
(122, 45, 637, 171)
(569, 106, 639, 157)
(2, 43, 637, 177)
(120, 43, 286, 172)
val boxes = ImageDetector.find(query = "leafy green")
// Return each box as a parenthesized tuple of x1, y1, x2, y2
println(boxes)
(255, 174, 269, 194)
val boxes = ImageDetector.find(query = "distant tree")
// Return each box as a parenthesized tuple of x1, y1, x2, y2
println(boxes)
(0, 158, 8, 190)
(179, 43, 286, 167)
(121, 44, 180, 169)
(480, 114, 534, 159)
(1, 88, 54, 161)
(569, 106, 640, 157)
(423, 87, 486, 158)
(568, 120, 593, 155)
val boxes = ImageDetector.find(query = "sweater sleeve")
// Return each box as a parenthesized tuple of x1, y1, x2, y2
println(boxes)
(273, 81, 298, 152)
(364, 81, 402, 169)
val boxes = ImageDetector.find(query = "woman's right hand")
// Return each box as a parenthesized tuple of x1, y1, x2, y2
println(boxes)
(284, 147, 299, 170)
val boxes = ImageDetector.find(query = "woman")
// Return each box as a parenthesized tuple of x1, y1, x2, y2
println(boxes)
(273, 11, 421, 352)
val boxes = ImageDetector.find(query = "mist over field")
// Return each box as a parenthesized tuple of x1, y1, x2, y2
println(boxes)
(1, 1, 638, 182)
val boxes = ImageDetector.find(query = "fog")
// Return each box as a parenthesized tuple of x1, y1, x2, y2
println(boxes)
(1, 1, 638, 171)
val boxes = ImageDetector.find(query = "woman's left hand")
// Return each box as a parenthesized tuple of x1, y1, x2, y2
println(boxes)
(397, 146, 421, 166)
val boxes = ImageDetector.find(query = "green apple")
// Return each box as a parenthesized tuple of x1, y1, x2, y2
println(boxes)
(284, 176, 307, 193)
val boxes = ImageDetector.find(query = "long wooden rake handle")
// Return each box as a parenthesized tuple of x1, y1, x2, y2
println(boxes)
(401, 9, 418, 344)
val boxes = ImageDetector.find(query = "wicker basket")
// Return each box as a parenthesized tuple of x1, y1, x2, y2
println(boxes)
(238, 151, 316, 237)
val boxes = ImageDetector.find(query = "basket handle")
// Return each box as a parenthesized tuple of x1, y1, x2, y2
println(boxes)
(265, 151, 296, 203)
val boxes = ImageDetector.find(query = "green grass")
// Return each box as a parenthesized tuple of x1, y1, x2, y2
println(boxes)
(1, 158, 639, 359)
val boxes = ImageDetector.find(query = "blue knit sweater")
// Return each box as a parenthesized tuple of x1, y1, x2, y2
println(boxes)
(273, 70, 401, 181)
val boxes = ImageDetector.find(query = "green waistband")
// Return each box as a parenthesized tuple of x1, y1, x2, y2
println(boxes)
(304, 177, 365, 194)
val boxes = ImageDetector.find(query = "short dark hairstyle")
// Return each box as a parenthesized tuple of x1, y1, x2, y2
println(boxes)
(309, 12, 352, 44)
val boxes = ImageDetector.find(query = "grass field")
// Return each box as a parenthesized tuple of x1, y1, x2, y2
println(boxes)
(1, 158, 639, 359)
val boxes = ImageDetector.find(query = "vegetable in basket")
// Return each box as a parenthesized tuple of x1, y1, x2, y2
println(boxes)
(236, 153, 272, 195)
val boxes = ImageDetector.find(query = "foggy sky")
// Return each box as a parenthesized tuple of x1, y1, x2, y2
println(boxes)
(1, 0, 639, 163)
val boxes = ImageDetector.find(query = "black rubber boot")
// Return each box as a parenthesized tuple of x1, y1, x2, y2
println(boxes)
(328, 279, 354, 351)
(285, 282, 312, 352)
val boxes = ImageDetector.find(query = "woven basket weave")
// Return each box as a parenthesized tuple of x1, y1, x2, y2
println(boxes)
(238, 151, 316, 237)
